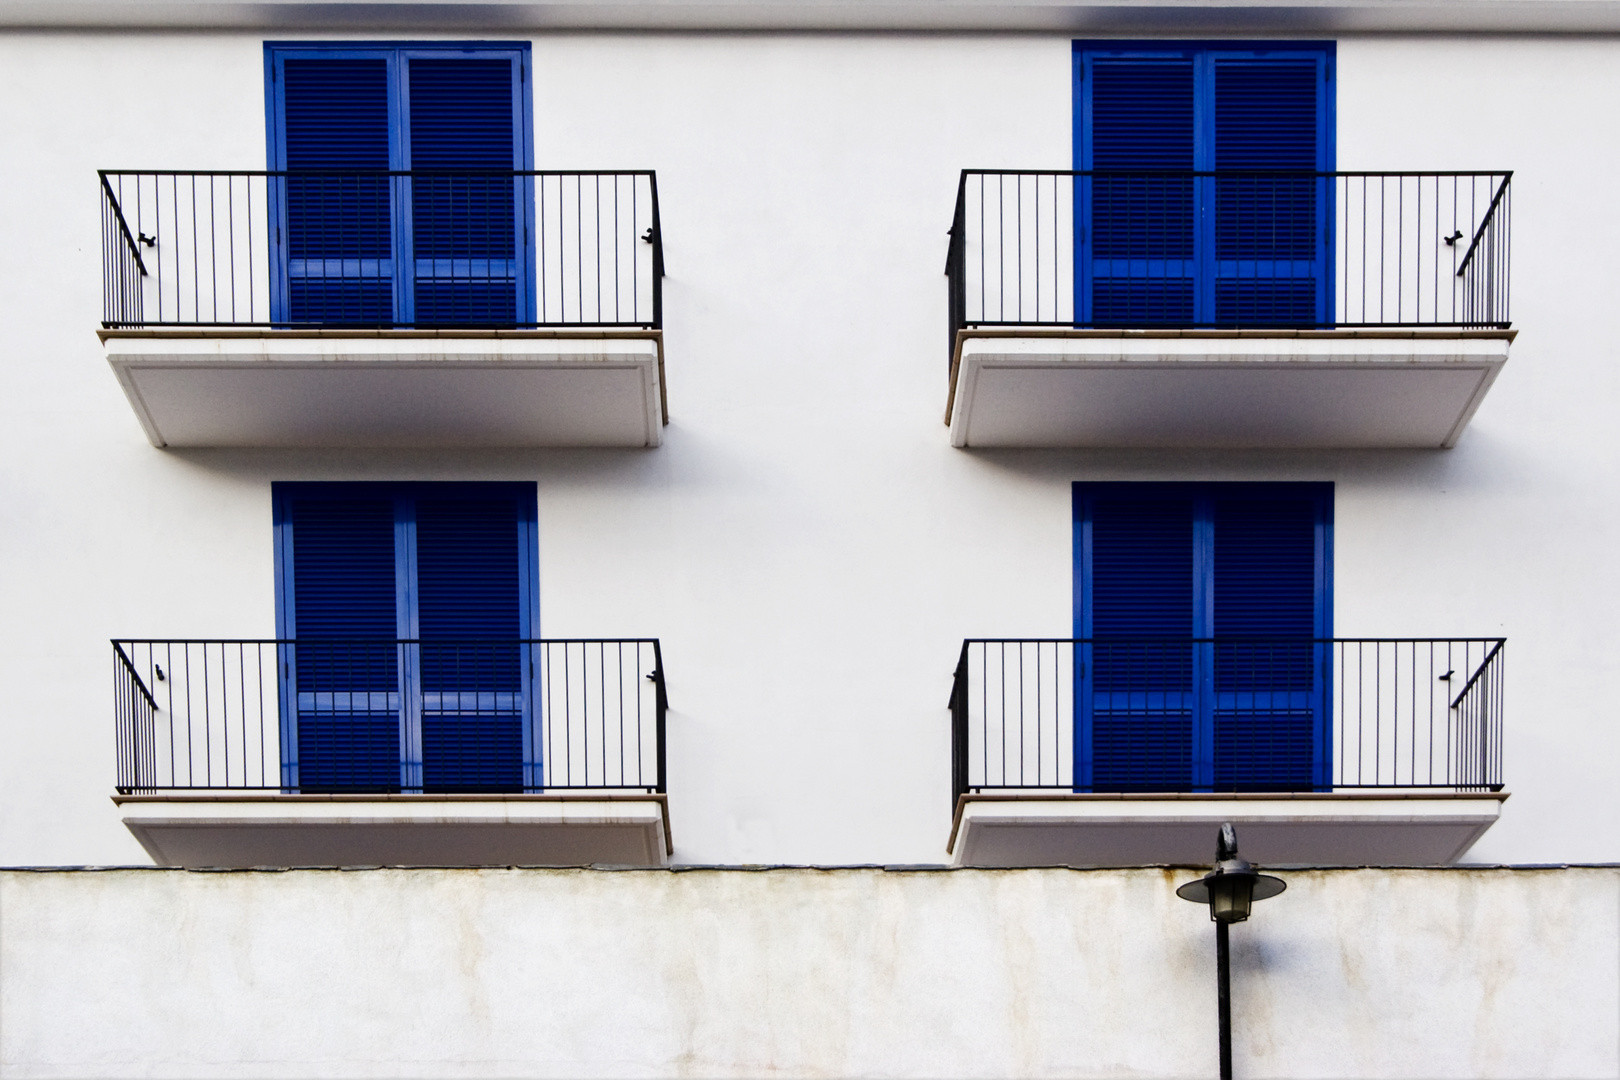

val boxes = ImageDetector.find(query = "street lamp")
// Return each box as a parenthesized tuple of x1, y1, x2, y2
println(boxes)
(1176, 823, 1286, 1080)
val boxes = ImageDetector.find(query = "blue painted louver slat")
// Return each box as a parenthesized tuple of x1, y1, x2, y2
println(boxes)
(407, 58, 521, 326)
(1212, 58, 1327, 326)
(281, 58, 394, 325)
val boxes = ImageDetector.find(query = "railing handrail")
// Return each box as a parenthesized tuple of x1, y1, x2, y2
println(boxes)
(99, 168, 659, 178)
(956, 168, 1513, 178)
(957, 636, 1507, 645)
(111, 640, 158, 711)
(99, 169, 665, 331)
(98, 173, 148, 277)
(1449, 637, 1507, 710)
(1456, 171, 1513, 277)
(113, 638, 667, 794)
(112, 637, 663, 645)
(949, 636, 1507, 801)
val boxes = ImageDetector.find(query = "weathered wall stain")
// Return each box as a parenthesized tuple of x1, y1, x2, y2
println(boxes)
(0, 865, 1615, 1078)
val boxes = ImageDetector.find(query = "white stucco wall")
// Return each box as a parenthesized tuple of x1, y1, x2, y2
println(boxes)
(0, 29, 1616, 866)
(2, 865, 1615, 1078)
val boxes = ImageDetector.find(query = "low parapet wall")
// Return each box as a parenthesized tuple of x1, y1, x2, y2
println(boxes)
(2, 865, 1614, 1078)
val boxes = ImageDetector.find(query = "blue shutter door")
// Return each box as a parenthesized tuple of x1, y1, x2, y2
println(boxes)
(1082, 494, 1197, 792)
(1211, 56, 1331, 325)
(278, 58, 395, 325)
(415, 494, 526, 792)
(404, 57, 523, 325)
(286, 495, 403, 791)
(1081, 57, 1197, 325)
(1211, 492, 1327, 789)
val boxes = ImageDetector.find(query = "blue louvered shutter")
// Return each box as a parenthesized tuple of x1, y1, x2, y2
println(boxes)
(1211, 57, 1330, 325)
(1081, 57, 1197, 325)
(285, 495, 403, 791)
(414, 493, 526, 792)
(1211, 494, 1325, 789)
(1084, 494, 1196, 791)
(278, 58, 395, 325)
(404, 57, 523, 325)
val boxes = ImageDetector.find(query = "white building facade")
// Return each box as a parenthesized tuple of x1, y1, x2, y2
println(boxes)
(0, 1, 1617, 1073)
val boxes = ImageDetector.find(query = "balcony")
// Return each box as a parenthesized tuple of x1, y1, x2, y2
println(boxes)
(944, 171, 1513, 448)
(946, 638, 1507, 867)
(98, 170, 667, 448)
(111, 639, 671, 867)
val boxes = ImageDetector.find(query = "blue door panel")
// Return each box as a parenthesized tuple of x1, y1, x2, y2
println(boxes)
(1080, 56, 1196, 325)
(415, 493, 527, 792)
(276, 56, 396, 325)
(279, 495, 403, 791)
(404, 57, 524, 325)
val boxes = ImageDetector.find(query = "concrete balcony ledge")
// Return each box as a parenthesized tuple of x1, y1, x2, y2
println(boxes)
(948, 791, 1508, 868)
(115, 792, 672, 869)
(946, 329, 1514, 449)
(101, 329, 667, 449)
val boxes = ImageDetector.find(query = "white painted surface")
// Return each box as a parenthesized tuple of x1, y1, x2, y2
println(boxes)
(947, 333, 1509, 449)
(118, 794, 671, 867)
(6, 0, 1620, 32)
(0, 31, 1618, 872)
(104, 332, 665, 447)
(0, 865, 1615, 1078)
(950, 794, 1505, 868)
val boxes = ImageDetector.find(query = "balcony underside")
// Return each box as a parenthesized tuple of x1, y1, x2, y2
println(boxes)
(116, 793, 671, 868)
(946, 330, 1512, 449)
(101, 330, 666, 448)
(948, 792, 1506, 868)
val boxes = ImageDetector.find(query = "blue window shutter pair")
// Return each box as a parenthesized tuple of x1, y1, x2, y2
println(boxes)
(265, 42, 535, 326)
(1073, 482, 1333, 792)
(1074, 41, 1335, 327)
(273, 482, 541, 793)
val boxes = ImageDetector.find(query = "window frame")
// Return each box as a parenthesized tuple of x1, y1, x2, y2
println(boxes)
(272, 481, 542, 792)
(263, 41, 536, 326)
(1071, 481, 1334, 792)
(1071, 40, 1337, 327)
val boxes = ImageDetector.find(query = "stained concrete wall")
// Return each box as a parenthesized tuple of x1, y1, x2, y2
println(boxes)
(2, 865, 1615, 1077)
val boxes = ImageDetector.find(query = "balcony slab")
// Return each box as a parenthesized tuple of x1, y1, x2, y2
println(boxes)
(101, 329, 666, 448)
(115, 793, 671, 868)
(948, 791, 1506, 868)
(946, 329, 1513, 449)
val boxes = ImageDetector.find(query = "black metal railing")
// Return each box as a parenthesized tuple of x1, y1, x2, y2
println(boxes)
(100, 170, 664, 330)
(949, 638, 1504, 805)
(945, 170, 1512, 356)
(113, 639, 667, 794)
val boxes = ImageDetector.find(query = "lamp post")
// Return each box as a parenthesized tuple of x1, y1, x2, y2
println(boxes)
(1176, 823, 1286, 1080)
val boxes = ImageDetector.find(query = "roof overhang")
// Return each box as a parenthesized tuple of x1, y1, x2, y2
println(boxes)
(6, 0, 1620, 32)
